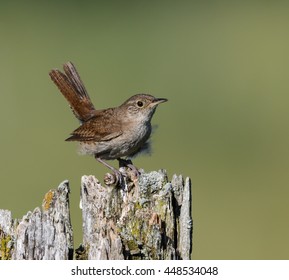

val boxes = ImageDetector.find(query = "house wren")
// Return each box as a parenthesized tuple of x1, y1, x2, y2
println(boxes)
(49, 62, 167, 183)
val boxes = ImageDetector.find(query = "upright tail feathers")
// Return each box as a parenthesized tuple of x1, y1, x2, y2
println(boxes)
(49, 62, 95, 122)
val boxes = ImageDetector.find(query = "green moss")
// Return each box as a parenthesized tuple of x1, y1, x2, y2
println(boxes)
(154, 199, 167, 220)
(0, 232, 12, 260)
(134, 201, 142, 210)
(130, 219, 141, 237)
(127, 239, 139, 251)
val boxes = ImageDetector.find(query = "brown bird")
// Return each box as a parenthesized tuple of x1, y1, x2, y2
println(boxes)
(49, 62, 167, 183)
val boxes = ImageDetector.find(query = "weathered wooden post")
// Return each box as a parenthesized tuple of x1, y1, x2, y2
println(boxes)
(0, 181, 73, 260)
(77, 169, 192, 260)
(0, 170, 192, 260)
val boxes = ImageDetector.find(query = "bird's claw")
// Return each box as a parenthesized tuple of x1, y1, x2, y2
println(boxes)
(118, 158, 140, 179)
(104, 170, 126, 188)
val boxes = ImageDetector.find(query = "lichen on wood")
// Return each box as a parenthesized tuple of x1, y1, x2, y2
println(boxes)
(0, 181, 73, 260)
(78, 169, 192, 260)
(0, 169, 192, 260)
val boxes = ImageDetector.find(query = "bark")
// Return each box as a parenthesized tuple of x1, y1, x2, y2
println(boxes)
(0, 181, 73, 260)
(0, 170, 192, 260)
(77, 169, 192, 260)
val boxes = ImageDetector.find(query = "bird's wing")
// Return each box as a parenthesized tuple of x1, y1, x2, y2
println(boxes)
(65, 108, 123, 142)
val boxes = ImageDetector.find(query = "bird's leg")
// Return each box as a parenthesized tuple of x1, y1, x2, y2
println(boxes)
(95, 156, 124, 185)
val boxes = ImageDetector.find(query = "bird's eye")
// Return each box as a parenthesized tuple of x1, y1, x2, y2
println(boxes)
(137, 101, 144, 107)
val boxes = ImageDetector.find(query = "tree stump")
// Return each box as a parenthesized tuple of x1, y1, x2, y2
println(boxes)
(77, 169, 192, 260)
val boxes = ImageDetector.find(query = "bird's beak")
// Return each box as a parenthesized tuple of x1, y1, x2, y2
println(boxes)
(153, 98, 168, 105)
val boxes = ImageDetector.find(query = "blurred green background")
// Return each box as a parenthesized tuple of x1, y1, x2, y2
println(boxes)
(0, 0, 288, 259)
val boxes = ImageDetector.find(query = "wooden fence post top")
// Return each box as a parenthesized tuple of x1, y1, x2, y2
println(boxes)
(0, 170, 192, 260)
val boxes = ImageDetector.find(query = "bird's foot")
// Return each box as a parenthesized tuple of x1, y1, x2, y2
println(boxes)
(118, 158, 140, 179)
(96, 156, 126, 188)
(104, 169, 126, 188)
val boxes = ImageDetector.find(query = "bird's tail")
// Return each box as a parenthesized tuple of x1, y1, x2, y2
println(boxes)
(49, 62, 95, 122)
